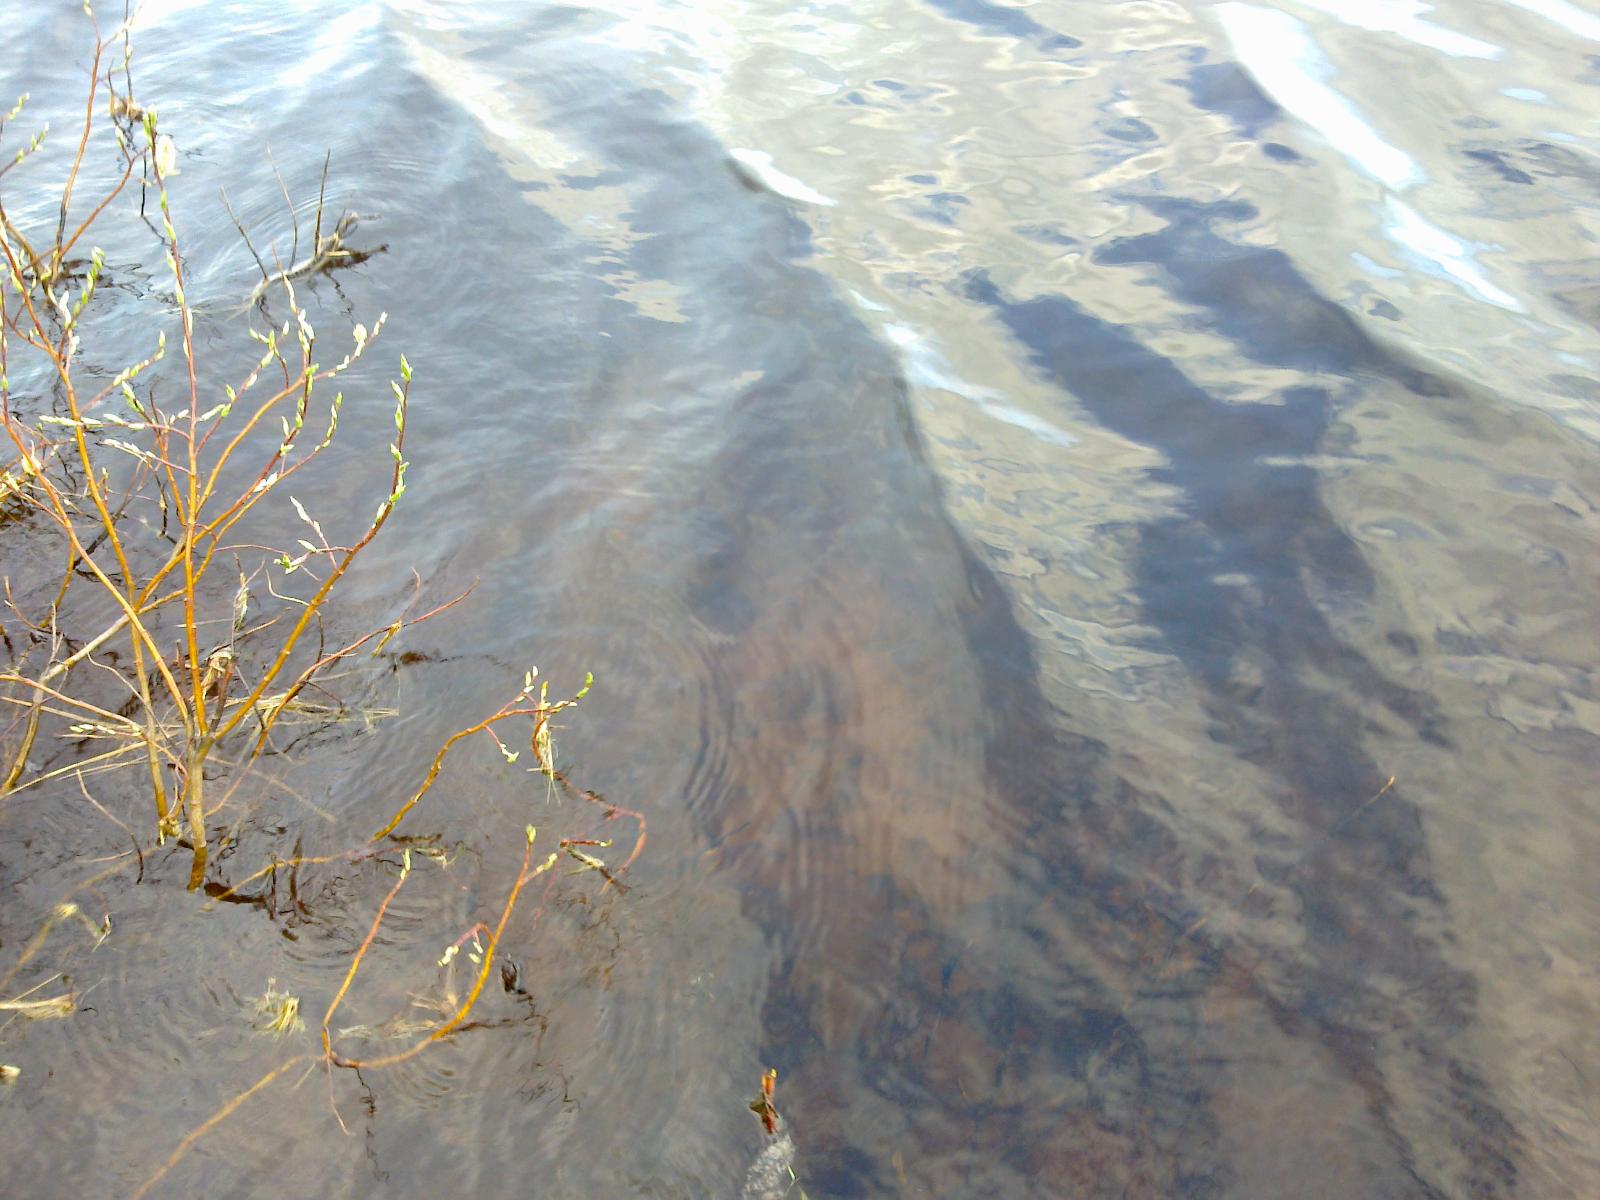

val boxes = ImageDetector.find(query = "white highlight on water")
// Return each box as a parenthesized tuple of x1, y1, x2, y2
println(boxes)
(1216, 3, 1525, 313)
(1383, 198, 1523, 310)
(1215, 3, 1422, 190)
(881, 323, 1078, 448)
(728, 149, 837, 207)
(1290, 0, 1502, 58)
(1498, 0, 1600, 42)
(278, 4, 383, 90)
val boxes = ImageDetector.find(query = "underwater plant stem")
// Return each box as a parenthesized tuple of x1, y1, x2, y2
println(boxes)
(129, 1056, 310, 1200)
(326, 836, 553, 1072)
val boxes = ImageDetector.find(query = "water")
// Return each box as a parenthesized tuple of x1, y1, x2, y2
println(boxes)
(1, 0, 1597, 1195)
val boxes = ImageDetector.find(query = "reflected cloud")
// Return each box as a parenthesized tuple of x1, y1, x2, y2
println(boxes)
(728, 149, 837, 206)
(1215, 3, 1423, 189)
(1383, 196, 1523, 309)
(130, 0, 211, 27)
(1216, 4, 1530, 312)
(881, 321, 1078, 446)
(279, 4, 382, 90)
(1499, 0, 1600, 41)
(1291, 0, 1502, 58)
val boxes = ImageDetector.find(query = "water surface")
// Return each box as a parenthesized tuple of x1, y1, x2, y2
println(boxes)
(1, 1, 1597, 1196)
